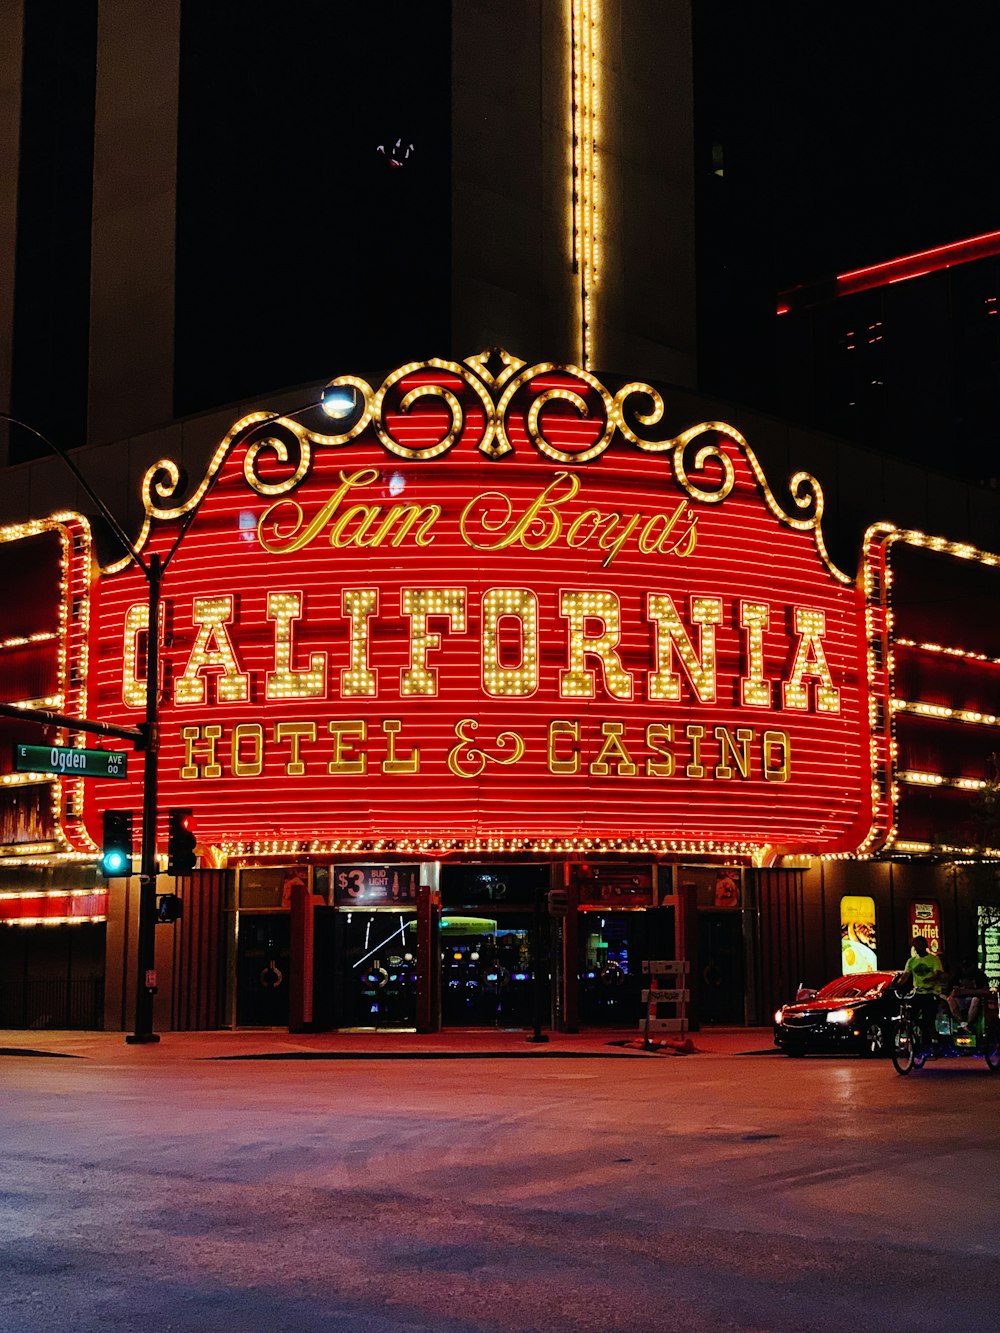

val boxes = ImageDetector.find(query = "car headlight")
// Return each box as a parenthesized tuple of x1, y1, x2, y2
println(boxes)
(826, 1007, 854, 1024)
(774, 1008, 784, 1024)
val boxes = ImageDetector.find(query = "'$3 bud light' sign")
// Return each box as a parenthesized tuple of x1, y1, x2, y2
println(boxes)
(334, 865, 420, 905)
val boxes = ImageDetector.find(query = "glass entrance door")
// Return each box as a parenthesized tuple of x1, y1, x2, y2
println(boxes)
(441, 912, 535, 1027)
(578, 912, 648, 1026)
(336, 910, 418, 1028)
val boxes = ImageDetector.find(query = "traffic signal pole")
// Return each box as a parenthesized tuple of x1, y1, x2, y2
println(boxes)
(2, 405, 323, 1046)
(0, 702, 142, 745)
(127, 552, 162, 1044)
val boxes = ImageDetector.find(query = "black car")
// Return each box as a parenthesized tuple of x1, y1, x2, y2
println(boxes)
(773, 971, 901, 1057)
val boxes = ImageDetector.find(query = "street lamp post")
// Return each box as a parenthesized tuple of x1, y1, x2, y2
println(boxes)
(1, 402, 339, 1042)
(129, 550, 162, 1042)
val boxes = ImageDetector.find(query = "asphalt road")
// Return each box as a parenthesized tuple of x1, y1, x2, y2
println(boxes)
(3, 1046, 999, 1332)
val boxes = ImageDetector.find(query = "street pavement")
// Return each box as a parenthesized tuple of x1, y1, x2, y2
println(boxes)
(2, 1027, 999, 1332)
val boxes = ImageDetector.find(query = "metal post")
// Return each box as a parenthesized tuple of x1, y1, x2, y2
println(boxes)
(126, 552, 161, 1044)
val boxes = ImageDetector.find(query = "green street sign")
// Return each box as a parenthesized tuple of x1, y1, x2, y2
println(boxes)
(14, 743, 129, 780)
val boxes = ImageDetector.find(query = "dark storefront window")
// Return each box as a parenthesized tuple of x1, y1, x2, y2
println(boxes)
(175, 0, 452, 418)
(0, 922, 105, 1030)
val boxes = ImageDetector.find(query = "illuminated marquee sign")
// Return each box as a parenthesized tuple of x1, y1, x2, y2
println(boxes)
(88, 350, 875, 858)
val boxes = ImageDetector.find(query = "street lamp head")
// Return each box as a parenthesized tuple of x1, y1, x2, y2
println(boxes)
(320, 384, 359, 420)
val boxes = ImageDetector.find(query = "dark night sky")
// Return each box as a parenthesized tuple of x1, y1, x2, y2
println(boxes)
(699, 4, 1000, 283)
(693, 4, 1000, 480)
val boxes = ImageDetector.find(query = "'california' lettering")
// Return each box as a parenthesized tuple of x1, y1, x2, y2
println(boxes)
(145, 588, 841, 711)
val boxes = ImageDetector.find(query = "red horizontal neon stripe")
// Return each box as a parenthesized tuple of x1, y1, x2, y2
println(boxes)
(777, 228, 1000, 313)
(0, 890, 108, 923)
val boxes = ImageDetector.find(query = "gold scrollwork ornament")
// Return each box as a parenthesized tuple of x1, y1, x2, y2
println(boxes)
(243, 422, 312, 497)
(495, 363, 615, 464)
(371, 358, 498, 460)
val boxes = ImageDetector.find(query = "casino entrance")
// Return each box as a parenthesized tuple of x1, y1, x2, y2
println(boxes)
(437, 861, 672, 1032)
(334, 907, 419, 1029)
(227, 859, 762, 1033)
(439, 863, 547, 1028)
(577, 909, 653, 1026)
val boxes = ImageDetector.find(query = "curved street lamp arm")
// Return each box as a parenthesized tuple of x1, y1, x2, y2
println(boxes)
(0, 411, 149, 578)
(160, 401, 320, 574)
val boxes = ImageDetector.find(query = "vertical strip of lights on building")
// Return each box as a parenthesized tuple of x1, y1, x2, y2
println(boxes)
(571, 0, 600, 369)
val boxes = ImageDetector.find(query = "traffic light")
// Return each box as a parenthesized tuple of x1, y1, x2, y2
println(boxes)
(167, 808, 197, 875)
(100, 809, 133, 878)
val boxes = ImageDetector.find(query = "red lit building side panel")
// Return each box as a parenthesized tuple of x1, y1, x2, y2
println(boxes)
(0, 785, 53, 845)
(0, 642, 60, 709)
(0, 890, 108, 923)
(0, 515, 96, 854)
(87, 363, 874, 856)
(894, 784, 987, 851)
(890, 543, 1000, 660)
(894, 645, 1000, 716)
(878, 528, 1000, 855)
(895, 713, 997, 780)
(0, 530, 63, 640)
(0, 712, 59, 781)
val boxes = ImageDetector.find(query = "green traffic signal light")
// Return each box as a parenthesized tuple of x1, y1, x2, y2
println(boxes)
(100, 809, 133, 878)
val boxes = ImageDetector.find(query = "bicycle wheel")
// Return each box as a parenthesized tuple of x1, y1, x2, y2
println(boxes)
(891, 1021, 918, 1074)
(984, 1024, 1000, 1073)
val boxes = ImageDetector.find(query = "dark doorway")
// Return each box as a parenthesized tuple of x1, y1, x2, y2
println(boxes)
(236, 915, 291, 1027)
(696, 913, 746, 1025)
(439, 863, 551, 1028)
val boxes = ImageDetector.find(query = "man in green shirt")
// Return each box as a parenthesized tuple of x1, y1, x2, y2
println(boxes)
(900, 935, 946, 1048)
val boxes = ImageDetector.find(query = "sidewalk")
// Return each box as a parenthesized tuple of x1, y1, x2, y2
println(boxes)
(0, 1025, 776, 1063)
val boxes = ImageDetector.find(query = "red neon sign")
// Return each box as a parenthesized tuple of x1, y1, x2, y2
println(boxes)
(86, 353, 874, 858)
(0, 890, 108, 923)
(837, 229, 1000, 295)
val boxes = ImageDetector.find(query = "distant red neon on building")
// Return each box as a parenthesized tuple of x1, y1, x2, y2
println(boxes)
(777, 228, 1000, 313)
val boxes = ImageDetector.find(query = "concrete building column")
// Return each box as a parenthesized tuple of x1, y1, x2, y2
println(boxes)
(89, 0, 180, 445)
(0, 2, 24, 466)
